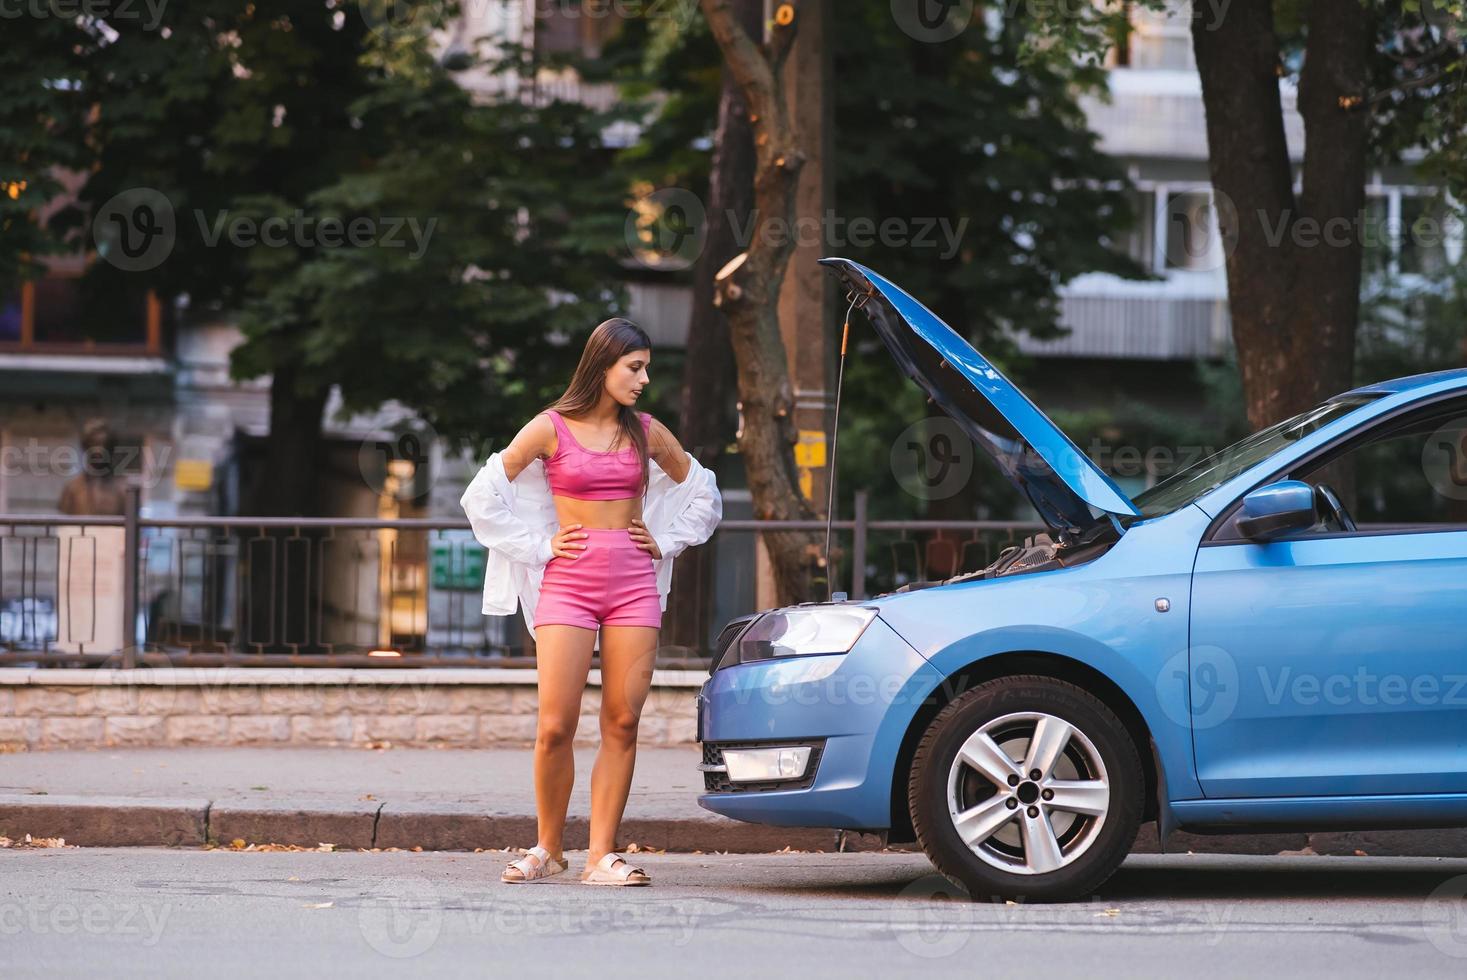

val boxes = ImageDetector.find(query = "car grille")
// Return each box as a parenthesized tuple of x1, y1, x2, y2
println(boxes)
(708, 613, 762, 674)
(701, 740, 825, 793)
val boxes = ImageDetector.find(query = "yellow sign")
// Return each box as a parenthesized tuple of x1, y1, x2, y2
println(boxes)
(174, 459, 214, 492)
(794, 430, 826, 468)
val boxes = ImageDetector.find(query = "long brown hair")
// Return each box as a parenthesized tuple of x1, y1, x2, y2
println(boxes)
(544, 317, 654, 496)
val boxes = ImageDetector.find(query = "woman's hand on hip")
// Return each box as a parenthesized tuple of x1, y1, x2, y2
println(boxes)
(627, 519, 661, 559)
(551, 524, 587, 559)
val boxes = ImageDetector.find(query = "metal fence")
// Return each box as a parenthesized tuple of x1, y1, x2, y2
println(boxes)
(0, 488, 1043, 670)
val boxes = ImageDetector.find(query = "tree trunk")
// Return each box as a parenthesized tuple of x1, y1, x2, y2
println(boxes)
(248, 362, 331, 517)
(700, 0, 823, 605)
(667, 0, 761, 652)
(1191, 0, 1372, 430)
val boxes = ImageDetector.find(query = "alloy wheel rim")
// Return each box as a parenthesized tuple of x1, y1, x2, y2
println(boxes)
(944, 711, 1110, 876)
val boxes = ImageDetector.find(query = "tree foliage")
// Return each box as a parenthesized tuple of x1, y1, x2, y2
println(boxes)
(10, 2, 631, 512)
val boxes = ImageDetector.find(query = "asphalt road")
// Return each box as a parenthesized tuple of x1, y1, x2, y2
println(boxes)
(4, 849, 1467, 977)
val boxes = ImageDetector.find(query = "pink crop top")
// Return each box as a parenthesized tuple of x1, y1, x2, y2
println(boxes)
(543, 409, 652, 500)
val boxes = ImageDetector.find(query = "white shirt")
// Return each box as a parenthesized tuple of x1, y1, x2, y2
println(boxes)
(458, 448, 723, 640)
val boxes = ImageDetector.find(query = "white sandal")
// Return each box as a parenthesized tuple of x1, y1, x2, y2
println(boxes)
(501, 845, 567, 884)
(581, 852, 651, 886)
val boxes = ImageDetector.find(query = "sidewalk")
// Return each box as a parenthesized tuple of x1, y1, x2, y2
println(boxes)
(0, 746, 836, 852)
(4, 746, 1467, 858)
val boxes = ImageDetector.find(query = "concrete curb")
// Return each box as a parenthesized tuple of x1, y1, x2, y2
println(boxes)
(6, 793, 1467, 858)
(0, 795, 209, 847)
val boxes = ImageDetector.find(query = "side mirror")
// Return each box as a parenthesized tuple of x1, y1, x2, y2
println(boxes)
(1236, 480, 1318, 541)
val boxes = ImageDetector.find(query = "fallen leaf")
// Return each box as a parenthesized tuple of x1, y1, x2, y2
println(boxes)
(231, 839, 247, 850)
(1354, 849, 1368, 857)
(287, 876, 300, 882)
(1094, 908, 1120, 917)
(317, 843, 336, 852)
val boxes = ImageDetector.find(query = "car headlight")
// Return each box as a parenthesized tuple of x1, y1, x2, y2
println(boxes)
(735, 606, 877, 664)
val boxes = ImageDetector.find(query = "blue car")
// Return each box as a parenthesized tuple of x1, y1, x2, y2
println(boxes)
(696, 257, 1467, 900)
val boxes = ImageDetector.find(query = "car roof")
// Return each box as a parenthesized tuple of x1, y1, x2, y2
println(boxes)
(1341, 367, 1467, 397)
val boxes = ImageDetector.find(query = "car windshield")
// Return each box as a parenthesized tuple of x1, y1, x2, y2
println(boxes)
(1130, 394, 1381, 519)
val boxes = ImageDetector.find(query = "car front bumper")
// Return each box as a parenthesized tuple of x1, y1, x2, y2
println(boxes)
(696, 614, 941, 831)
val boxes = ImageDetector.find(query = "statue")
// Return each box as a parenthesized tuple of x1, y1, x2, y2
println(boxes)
(57, 418, 129, 516)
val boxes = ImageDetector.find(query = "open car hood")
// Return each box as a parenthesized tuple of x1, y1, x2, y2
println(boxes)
(820, 257, 1140, 532)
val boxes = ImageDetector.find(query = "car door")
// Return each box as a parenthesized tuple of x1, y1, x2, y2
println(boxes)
(1189, 397, 1467, 798)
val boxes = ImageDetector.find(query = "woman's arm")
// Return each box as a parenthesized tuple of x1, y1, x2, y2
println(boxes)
(501, 414, 556, 483)
(646, 417, 690, 483)
(458, 414, 559, 566)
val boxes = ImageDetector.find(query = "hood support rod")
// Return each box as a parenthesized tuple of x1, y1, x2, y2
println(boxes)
(823, 289, 863, 600)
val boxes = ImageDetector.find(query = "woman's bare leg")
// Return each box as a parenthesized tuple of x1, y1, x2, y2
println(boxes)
(532, 624, 597, 862)
(587, 625, 658, 865)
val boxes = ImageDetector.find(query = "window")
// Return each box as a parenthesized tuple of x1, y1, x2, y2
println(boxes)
(1132, 394, 1379, 519)
(1291, 402, 1467, 530)
(0, 271, 162, 352)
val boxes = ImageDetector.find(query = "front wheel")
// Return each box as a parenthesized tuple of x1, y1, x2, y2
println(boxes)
(908, 674, 1144, 901)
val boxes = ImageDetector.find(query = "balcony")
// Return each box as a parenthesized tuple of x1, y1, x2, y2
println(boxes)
(0, 263, 170, 377)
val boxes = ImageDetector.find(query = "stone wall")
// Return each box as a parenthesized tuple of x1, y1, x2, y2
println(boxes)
(0, 668, 702, 750)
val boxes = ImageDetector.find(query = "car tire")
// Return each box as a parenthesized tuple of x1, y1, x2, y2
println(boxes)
(908, 674, 1144, 902)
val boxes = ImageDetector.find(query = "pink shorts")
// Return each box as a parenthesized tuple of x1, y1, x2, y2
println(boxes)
(534, 527, 662, 631)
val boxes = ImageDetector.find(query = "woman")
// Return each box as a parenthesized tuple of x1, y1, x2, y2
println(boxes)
(459, 317, 722, 886)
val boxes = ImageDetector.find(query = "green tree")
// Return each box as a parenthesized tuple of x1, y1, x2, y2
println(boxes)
(607, 0, 1145, 595)
(74, 3, 628, 515)
(0, 17, 93, 298)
